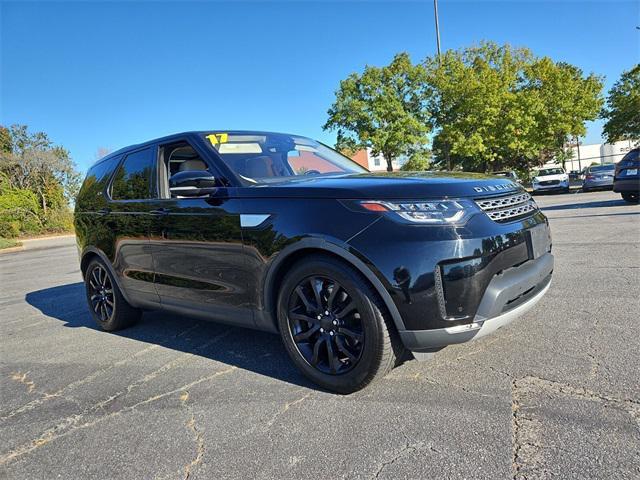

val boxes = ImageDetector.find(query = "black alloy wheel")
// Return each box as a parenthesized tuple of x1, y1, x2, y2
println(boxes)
(84, 258, 140, 331)
(287, 276, 365, 375)
(88, 264, 115, 322)
(277, 255, 401, 394)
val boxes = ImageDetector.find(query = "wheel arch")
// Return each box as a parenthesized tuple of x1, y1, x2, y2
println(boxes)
(80, 247, 135, 306)
(262, 239, 405, 334)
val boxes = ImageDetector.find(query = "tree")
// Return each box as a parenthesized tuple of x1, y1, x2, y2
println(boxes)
(95, 146, 112, 160)
(400, 150, 431, 171)
(324, 53, 431, 172)
(601, 64, 640, 143)
(424, 42, 603, 172)
(0, 125, 81, 211)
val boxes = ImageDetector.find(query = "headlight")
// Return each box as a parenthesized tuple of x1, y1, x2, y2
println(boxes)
(358, 199, 478, 225)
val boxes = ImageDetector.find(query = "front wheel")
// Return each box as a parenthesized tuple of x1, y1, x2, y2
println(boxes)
(277, 256, 401, 393)
(85, 258, 141, 331)
(621, 192, 639, 203)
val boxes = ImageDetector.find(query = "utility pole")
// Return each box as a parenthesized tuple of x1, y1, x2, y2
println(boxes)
(575, 136, 582, 172)
(433, 0, 449, 169)
(434, 0, 442, 61)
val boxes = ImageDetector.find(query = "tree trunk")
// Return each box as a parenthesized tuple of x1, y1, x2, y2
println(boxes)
(385, 154, 394, 172)
(39, 189, 47, 215)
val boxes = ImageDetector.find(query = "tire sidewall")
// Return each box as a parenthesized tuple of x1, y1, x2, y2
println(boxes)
(277, 258, 387, 393)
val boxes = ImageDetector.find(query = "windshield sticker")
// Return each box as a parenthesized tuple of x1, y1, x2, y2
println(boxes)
(206, 133, 229, 146)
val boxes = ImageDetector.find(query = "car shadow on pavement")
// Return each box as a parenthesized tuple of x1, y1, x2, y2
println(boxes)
(25, 282, 320, 391)
(540, 198, 631, 211)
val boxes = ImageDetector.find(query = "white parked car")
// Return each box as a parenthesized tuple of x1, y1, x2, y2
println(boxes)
(531, 167, 570, 194)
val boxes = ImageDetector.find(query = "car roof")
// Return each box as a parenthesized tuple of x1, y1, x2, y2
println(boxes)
(89, 130, 306, 169)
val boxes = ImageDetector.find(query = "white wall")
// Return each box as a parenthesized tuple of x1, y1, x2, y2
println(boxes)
(564, 140, 638, 172)
(365, 148, 407, 171)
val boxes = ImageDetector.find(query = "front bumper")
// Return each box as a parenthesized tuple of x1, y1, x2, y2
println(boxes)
(532, 181, 568, 191)
(399, 252, 553, 351)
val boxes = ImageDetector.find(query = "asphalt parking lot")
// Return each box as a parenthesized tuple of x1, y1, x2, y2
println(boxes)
(1, 190, 639, 479)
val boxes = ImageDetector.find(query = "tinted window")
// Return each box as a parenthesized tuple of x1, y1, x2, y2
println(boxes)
(619, 149, 640, 166)
(110, 148, 155, 200)
(76, 156, 121, 208)
(588, 164, 615, 173)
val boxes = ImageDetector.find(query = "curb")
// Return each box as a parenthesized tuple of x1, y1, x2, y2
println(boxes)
(0, 234, 76, 255)
(0, 245, 24, 254)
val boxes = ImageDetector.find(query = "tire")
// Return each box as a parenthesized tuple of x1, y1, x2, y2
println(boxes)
(277, 255, 402, 394)
(84, 258, 141, 331)
(621, 192, 639, 203)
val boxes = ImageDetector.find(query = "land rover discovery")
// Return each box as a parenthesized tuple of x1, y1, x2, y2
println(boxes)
(74, 131, 554, 393)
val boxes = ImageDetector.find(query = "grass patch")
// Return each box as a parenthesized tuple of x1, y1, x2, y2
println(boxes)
(0, 237, 22, 250)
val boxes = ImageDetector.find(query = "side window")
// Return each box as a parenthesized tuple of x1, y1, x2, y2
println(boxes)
(159, 142, 211, 198)
(78, 156, 121, 198)
(110, 148, 155, 200)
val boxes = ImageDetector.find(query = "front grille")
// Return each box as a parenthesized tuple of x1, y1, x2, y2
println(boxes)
(475, 192, 538, 223)
(540, 180, 559, 186)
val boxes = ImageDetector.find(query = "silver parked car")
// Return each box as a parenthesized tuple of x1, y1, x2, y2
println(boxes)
(582, 164, 616, 192)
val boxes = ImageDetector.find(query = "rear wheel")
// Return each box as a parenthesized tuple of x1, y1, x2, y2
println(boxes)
(621, 192, 639, 203)
(277, 256, 401, 393)
(85, 258, 141, 331)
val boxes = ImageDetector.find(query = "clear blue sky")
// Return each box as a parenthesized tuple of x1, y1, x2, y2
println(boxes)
(1, 1, 638, 172)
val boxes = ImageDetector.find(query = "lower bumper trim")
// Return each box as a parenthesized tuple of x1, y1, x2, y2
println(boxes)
(399, 275, 552, 352)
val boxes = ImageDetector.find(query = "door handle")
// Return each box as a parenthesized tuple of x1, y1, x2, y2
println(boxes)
(150, 208, 171, 216)
(97, 208, 111, 216)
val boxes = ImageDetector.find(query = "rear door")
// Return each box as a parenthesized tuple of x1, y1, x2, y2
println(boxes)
(105, 147, 160, 305)
(148, 138, 253, 327)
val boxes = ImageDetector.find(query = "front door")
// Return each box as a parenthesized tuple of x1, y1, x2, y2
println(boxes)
(148, 139, 253, 327)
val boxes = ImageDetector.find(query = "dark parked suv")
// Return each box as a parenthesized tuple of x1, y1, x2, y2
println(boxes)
(613, 147, 640, 203)
(75, 131, 554, 393)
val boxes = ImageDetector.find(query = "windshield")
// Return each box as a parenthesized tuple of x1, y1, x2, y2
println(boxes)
(202, 131, 367, 185)
(535, 168, 564, 176)
(588, 164, 615, 173)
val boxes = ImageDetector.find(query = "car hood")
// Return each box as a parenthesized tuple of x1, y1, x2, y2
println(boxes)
(534, 174, 567, 181)
(236, 171, 524, 199)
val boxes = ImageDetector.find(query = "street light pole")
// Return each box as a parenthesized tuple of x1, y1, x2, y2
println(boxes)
(434, 0, 442, 61)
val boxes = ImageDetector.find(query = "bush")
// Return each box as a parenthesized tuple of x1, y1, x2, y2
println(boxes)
(401, 152, 431, 171)
(0, 187, 43, 238)
(43, 208, 74, 233)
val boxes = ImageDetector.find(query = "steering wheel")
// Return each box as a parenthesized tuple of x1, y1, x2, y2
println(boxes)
(304, 169, 321, 175)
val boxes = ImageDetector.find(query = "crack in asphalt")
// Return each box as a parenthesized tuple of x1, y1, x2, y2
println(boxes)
(369, 435, 440, 479)
(511, 375, 640, 479)
(0, 366, 237, 466)
(0, 322, 213, 423)
(263, 392, 312, 431)
(9, 371, 36, 394)
(180, 391, 205, 480)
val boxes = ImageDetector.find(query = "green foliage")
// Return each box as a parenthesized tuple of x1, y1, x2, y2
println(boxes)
(424, 42, 604, 171)
(0, 180, 43, 237)
(324, 52, 431, 171)
(401, 151, 431, 171)
(43, 207, 74, 233)
(601, 64, 640, 143)
(0, 237, 21, 250)
(0, 125, 78, 237)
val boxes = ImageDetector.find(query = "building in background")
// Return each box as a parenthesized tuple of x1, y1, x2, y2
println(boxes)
(562, 139, 638, 172)
(350, 148, 407, 171)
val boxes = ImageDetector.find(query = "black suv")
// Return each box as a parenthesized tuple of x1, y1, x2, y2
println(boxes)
(75, 131, 553, 393)
(613, 147, 640, 203)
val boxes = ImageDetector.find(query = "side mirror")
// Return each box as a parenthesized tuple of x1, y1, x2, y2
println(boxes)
(169, 170, 218, 197)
